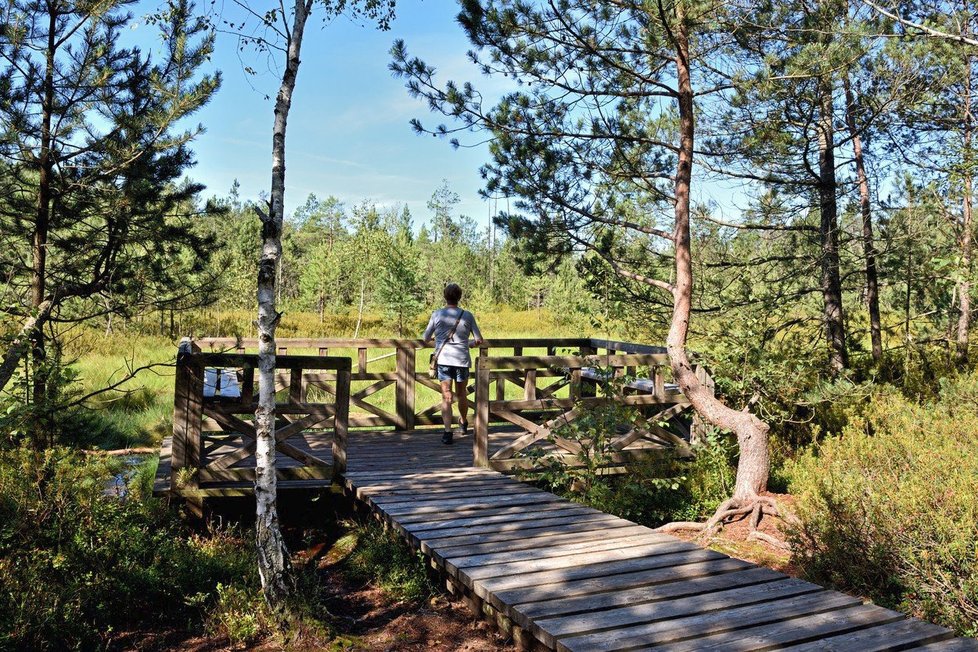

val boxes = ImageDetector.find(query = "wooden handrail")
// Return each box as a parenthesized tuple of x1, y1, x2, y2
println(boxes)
(480, 353, 670, 370)
(170, 349, 353, 490)
(174, 336, 716, 472)
(587, 338, 668, 355)
(182, 352, 352, 371)
(193, 337, 592, 351)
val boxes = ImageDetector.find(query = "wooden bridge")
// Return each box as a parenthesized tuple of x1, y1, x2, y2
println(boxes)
(155, 337, 977, 651)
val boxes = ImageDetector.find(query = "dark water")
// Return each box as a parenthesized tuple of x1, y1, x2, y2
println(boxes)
(104, 455, 149, 498)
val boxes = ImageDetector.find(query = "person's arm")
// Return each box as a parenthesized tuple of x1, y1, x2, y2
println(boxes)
(468, 313, 484, 347)
(422, 312, 436, 344)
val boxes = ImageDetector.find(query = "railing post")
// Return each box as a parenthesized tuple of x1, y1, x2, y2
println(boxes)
(474, 356, 490, 468)
(171, 349, 190, 484)
(172, 340, 202, 498)
(332, 364, 351, 480)
(395, 345, 415, 431)
(691, 363, 715, 446)
(579, 344, 596, 398)
(289, 363, 303, 403)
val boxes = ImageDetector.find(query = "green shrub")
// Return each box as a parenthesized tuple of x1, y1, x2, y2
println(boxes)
(0, 447, 256, 650)
(344, 522, 433, 602)
(786, 380, 978, 636)
(206, 583, 268, 646)
(516, 389, 740, 528)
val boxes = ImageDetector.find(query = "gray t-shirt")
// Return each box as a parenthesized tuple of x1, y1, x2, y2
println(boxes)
(423, 307, 483, 368)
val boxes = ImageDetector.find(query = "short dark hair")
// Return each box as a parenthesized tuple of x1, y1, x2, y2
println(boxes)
(444, 283, 462, 304)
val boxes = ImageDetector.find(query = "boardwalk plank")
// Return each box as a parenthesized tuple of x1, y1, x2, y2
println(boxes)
(460, 539, 701, 586)
(534, 577, 819, 648)
(353, 477, 521, 495)
(368, 484, 540, 505)
(510, 566, 783, 628)
(374, 491, 559, 516)
(555, 590, 861, 652)
(476, 548, 727, 603)
(655, 603, 906, 651)
(778, 617, 963, 651)
(395, 502, 600, 527)
(444, 529, 669, 564)
(402, 505, 600, 532)
(498, 557, 753, 613)
(433, 524, 653, 559)
(424, 516, 635, 550)
(911, 637, 978, 651)
(416, 511, 623, 542)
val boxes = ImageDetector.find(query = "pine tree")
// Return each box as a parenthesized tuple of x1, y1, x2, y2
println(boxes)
(392, 0, 780, 538)
(0, 0, 220, 419)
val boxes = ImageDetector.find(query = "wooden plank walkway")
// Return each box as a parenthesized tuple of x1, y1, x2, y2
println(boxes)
(156, 427, 978, 650)
(339, 430, 978, 651)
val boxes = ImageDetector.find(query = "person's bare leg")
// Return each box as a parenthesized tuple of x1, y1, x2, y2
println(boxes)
(456, 378, 469, 429)
(440, 379, 454, 431)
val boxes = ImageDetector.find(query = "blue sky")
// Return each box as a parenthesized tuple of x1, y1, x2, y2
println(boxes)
(126, 1, 749, 229)
(130, 1, 507, 227)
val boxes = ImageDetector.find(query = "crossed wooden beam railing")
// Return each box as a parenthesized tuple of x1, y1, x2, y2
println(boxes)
(171, 343, 352, 494)
(170, 337, 712, 490)
(472, 349, 711, 472)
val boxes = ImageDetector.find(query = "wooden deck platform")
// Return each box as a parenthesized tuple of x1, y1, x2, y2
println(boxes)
(155, 427, 978, 650)
(340, 438, 977, 651)
(154, 338, 978, 649)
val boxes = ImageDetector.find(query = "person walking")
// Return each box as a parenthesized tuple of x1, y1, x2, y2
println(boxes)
(422, 283, 484, 444)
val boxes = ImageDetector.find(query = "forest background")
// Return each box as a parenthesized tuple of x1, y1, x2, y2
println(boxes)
(1, 0, 977, 648)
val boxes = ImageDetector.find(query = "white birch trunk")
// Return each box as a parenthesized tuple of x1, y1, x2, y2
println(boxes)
(254, 0, 314, 610)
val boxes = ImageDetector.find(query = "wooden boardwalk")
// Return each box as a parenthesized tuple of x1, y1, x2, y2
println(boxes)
(335, 430, 976, 652)
(155, 338, 978, 650)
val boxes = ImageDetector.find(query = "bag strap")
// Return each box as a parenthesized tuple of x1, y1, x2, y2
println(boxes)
(432, 310, 466, 366)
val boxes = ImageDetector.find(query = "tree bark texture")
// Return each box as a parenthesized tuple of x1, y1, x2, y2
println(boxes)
(817, 78, 849, 375)
(843, 77, 882, 363)
(0, 300, 55, 396)
(666, 10, 770, 502)
(957, 47, 974, 369)
(255, 0, 314, 610)
(29, 4, 58, 413)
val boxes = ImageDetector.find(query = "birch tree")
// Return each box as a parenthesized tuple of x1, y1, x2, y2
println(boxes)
(226, 0, 395, 610)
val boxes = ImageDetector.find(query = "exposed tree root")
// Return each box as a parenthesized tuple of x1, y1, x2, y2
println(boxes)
(654, 495, 795, 552)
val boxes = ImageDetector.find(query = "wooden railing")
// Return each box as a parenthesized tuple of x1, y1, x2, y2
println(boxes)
(179, 337, 713, 477)
(194, 337, 593, 431)
(171, 341, 351, 494)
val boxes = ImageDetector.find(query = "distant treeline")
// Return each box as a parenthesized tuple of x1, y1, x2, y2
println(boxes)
(195, 181, 604, 335)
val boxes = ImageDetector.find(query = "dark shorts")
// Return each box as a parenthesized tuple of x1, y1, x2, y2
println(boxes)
(437, 365, 470, 383)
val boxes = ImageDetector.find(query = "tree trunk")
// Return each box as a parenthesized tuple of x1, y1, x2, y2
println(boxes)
(957, 48, 974, 369)
(29, 5, 58, 421)
(817, 78, 849, 375)
(666, 9, 770, 502)
(354, 277, 366, 338)
(0, 300, 56, 396)
(905, 190, 913, 344)
(254, 0, 314, 612)
(843, 77, 882, 363)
